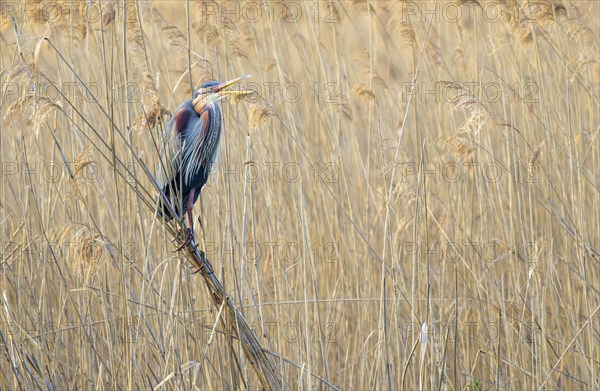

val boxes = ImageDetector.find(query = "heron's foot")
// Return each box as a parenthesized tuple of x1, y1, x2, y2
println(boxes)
(173, 227, 195, 252)
(191, 254, 208, 274)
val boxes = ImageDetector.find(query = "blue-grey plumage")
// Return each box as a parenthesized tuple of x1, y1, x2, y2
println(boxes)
(156, 76, 251, 231)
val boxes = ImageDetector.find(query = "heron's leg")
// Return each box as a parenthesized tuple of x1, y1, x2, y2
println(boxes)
(173, 189, 196, 251)
(186, 188, 196, 232)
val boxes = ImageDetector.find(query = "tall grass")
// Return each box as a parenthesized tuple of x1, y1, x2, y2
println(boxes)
(1, 0, 599, 389)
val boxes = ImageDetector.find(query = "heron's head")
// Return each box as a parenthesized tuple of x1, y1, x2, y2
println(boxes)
(192, 75, 252, 113)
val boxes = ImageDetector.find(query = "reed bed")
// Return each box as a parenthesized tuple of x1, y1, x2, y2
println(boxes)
(1, 0, 599, 389)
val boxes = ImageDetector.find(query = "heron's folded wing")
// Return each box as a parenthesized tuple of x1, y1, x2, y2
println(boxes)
(181, 105, 211, 185)
(156, 108, 190, 188)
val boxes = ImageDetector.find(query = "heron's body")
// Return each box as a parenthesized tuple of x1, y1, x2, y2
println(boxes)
(159, 98, 221, 220)
(156, 77, 249, 236)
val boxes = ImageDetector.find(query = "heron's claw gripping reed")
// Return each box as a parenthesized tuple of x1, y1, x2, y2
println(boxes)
(173, 227, 194, 252)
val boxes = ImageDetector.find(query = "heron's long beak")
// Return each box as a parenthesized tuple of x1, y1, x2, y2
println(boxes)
(214, 74, 252, 93)
(204, 75, 254, 100)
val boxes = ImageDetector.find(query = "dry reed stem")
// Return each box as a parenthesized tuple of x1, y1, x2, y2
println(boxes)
(180, 238, 285, 390)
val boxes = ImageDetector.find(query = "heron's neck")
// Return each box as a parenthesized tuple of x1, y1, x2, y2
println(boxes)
(207, 102, 221, 131)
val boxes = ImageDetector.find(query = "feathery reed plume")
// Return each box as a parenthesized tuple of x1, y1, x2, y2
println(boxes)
(77, 0, 87, 38)
(527, 1, 567, 24)
(192, 1, 220, 43)
(437, 81, 496, 134)
(74, 145, 95, 177)
(102, 0, 116, 27)
(558, 3, 598, 48)
(443, 135, 477, 162)
(133, 73, 170, 132)
(437, 81, 494, 164)
(65, 145, 96, 198)
(387, 1, 416, 47)
(390, 179, 418, 206)
(53, 224, 111, 282)
(492, 0, 570, 46)
(161, 23, 187, 50)
(570, 57, 600, 83)
(248, 102, 275, 128)
(5, 69, 62, 136)
(351, 83, 376, 101)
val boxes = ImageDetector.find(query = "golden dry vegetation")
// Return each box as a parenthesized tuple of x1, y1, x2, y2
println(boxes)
(1, 0, 599, 389)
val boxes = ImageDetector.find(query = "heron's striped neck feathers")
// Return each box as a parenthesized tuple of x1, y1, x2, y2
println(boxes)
(181, 100, 222, 185)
